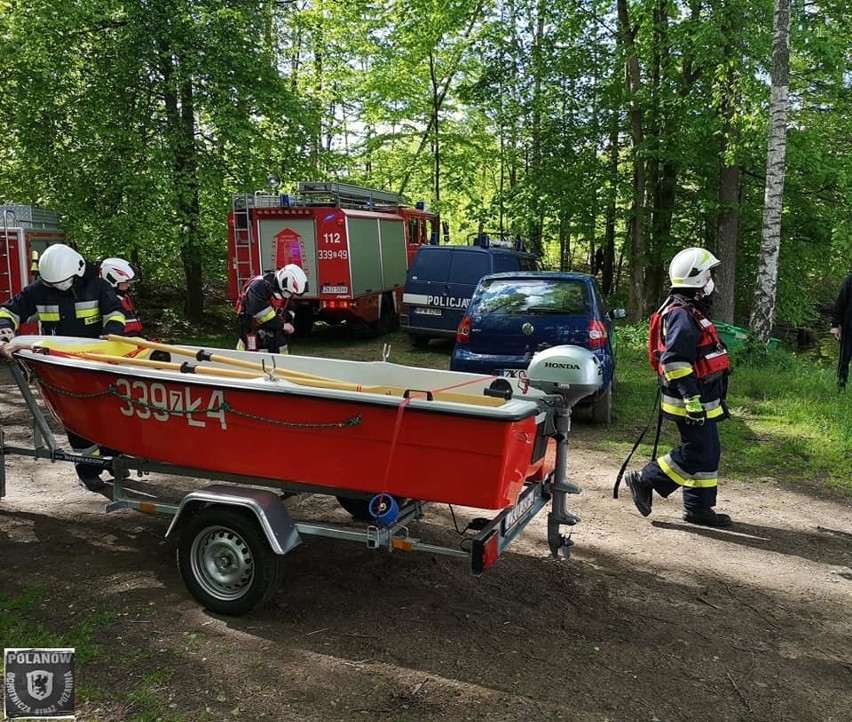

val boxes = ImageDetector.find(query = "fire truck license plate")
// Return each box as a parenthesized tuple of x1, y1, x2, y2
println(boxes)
(415, 307, 442, 316)
(321, 285, 349, 294)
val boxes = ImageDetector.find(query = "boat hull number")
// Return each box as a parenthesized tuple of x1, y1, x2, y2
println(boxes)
(115, 379, 227, 430)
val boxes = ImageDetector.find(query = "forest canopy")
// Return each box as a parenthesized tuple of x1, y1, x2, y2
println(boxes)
(1, 0, 850, 328)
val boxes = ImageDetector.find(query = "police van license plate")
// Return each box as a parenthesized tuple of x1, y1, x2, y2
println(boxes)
(415, 307, 442, 316)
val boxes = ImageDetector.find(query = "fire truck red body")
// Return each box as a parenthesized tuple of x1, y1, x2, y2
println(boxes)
(1, 206, 67, 333)
(227, 182, 439, 334)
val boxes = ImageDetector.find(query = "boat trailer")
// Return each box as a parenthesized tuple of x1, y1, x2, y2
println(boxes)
(1, 348, 595, 616)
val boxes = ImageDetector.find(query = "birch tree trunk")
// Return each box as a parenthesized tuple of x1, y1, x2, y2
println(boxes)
(750, 0, 791, 342)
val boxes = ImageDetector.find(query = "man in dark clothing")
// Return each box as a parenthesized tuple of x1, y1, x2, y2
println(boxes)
(624, 247, 733, 528)
(236, 264, 308, 354)
(830, 273, 852, 390)
(0, 244, 127, 491)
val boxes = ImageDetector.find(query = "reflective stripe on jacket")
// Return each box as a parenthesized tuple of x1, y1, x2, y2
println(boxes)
(237, 273, 288, 330)
(0, 274, 126, 337)
(654, 300, 731, 384)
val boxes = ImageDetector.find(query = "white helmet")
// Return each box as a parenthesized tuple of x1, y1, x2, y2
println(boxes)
(100, 257, 139, 287)
(275, 264, 307, 295)
(38, 244, 86, 284)
(668, 247, 721, 288)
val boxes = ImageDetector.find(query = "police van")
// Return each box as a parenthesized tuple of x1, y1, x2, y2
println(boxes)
(400, 234, 539, 346)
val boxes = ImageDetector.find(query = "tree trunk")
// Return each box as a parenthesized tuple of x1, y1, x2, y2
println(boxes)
(714, 0, 744, 325)
(648, 160, 677, 307)
(715, 130, 740, 325)
(160, 46, 204, 324)
(602, 111, 619, 296)
(429, 51, 441, 206)
(177, 78, 203, 323)
(617, 0, 646, 320)
(750, 0, 790, 342)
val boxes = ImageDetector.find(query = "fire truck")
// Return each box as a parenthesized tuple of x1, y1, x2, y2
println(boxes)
(1, 206, 67, 333)
(227, 181, 440, 335)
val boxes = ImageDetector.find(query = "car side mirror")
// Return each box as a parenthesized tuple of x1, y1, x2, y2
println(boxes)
(609, 308, 627, 320)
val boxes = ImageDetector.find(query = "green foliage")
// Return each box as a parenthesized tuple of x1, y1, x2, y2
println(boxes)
(1, 0, 851, 331)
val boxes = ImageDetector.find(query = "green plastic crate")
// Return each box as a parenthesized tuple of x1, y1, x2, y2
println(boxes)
(715, 321, 779, 350)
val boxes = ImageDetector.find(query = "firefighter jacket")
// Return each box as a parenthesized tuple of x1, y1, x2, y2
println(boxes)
(0, 268, 127, 338)
(117, 290, 143, 335)
(237, 273, 291, 332)
(651, 293, 731, 423)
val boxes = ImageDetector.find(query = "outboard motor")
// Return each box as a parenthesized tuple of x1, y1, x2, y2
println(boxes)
(524, 345, 603, 559)
(525, 345, 603, 407)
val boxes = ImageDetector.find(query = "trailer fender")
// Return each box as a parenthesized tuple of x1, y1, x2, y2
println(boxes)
(165, 484, 301, 555)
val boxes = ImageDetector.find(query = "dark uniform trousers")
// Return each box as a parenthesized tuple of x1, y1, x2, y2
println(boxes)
(640, 419, 720, 510)
(65, 431, 121, 480)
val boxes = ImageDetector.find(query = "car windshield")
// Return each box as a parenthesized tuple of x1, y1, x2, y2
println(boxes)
(475, 278, 590, 315)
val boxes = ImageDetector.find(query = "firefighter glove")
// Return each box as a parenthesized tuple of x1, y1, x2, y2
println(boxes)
(0, 327, 14, 344)
(684, 396, 706, 426)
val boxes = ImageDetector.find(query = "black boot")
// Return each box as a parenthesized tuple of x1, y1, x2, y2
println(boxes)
(683, 507, 732, 527)
(625, 471, 652, 517)
(77, 472, 105, 492)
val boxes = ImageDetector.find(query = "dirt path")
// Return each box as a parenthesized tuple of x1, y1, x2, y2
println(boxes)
(1, 363, 850, 722)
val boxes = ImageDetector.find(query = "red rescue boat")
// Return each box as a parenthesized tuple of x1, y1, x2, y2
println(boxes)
(13, 336, 550, 509)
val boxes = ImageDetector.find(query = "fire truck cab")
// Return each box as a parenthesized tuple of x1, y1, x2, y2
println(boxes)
(227, 182, 440, 335)
(1, 206, 67, 333)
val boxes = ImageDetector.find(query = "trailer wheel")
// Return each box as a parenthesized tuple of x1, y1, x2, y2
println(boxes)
(177, 507, 283, 616)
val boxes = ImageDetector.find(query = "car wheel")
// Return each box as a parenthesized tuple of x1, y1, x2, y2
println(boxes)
(590, 386, 612, 424)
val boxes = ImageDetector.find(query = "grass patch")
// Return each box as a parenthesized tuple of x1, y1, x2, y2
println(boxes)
(0, 587, 113, 660)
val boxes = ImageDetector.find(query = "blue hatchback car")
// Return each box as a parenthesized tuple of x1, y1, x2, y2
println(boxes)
(449, 271, 626, 422)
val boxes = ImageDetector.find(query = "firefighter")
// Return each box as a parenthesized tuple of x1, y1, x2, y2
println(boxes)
(0, 244, 127, 492)
(236, 264, 307, 354)
(829, 272, 852, 391)
(624, 247, 733, 527)
(100, 257, 143, 335)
